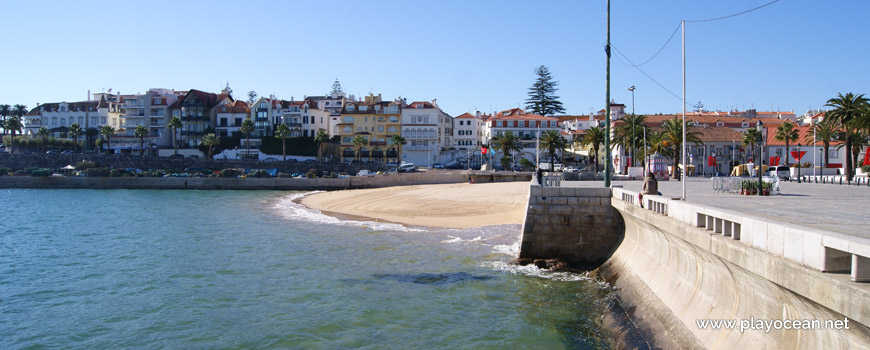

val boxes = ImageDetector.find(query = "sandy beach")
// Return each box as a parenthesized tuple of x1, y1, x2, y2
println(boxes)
(300, 181, 530, 229)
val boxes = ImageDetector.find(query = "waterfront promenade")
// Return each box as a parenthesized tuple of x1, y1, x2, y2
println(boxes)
(611, 178, 870, 239)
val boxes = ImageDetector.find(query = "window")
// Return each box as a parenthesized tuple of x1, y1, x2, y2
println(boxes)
(343, 126, 351, 133)
(303, 116, 308, 124)
(235, 118, 242, 126)
(52, 117, 57, 125)
(346, 105, 354, 111)
(259, 102, 266, 108)
(388, 126, 397, 132)
(389, 116, 398, 123)
(378, 126, 384, 132)
(359, 106, 368, 111)
(91, 117, 97, 124)
(342, 116, 354, 123)
(60, 118, 66, 125)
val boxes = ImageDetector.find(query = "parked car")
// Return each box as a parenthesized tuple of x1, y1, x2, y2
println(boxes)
(357, 170, 372, 176)
(45, 150, 60, 155)
(769, 165, 790, 180)
(385, 168, 398, 174)
(562, 166, 581, 173)
(431, 163, 445, 169)
(398, 163, 416, 173)
(60, 150, 74, 155)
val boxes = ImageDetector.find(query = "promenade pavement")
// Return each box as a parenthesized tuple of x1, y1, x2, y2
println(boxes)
(562, 177, 870, 239)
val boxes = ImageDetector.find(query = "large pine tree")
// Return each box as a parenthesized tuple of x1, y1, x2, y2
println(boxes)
(525, 65, 565, 116)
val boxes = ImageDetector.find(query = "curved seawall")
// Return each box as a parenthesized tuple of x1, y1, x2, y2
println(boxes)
(600, 199, 870, 348)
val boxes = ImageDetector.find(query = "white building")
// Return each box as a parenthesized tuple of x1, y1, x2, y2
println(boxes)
(116, 88, 180, 150)
(483, 108, 561, 168)
(400, 100, 452, 166)
(215, 100, 249, 138)
(23, 93, 120, 139)
(453, 112, 483, 150)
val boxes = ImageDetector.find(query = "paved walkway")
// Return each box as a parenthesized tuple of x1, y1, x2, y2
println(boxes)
(563, 178, 870, 239)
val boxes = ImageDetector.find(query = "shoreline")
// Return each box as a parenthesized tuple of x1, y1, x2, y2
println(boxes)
(298, 182, 530, 229)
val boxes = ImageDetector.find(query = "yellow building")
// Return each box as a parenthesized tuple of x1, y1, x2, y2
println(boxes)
(338, 94, 402, 163)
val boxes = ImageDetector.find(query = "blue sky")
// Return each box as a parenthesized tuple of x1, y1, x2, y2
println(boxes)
(1, 0, 868, 117)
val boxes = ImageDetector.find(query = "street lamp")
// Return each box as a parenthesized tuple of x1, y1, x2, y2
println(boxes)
(757, 120, 764, 196)
(628, 85, 635, 170)
(797, 142, 802, 183)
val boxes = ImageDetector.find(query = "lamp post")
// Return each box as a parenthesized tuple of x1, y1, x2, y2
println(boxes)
(797, 142, 802, 183)
(757, 120, 764, 196)
(628, 85, 635, 169)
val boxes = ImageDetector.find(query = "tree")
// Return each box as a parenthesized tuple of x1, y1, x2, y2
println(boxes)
(539, 130, 567, 171)
(69, 123, 82, 153)
(168, 116, 182, 156)
(352, 134, 368, 161)
(492, 131, 522, 170)
(525, 65, 565, 116)
(836, 130, 869, 175)
(4, 116, 22, 154)
(201, 133, 220, 159)
(825, 92, 870, 181)
(134, 124, 149, 156)
(247, 91, 258, 105)
(274, 123, 291, 161)
(0, 104, 10, 135)
(224, 81, 233, 95)
(330, 79, 343, 95)
(648, 130, 673, 159)
(240, 118, 255, 160)
(743, 128, 761, 164)
(100, 125, 115, 155)
(612, 114, 648, 167)
(85, 127, 99, 151)
(774, 121, 799, 166)
(389, 133, 407, 164)
(580, 126, 606, 173)
(314, 129, 330, 161)
(37, 126, 49, 152)
(804, 120, 836, 169)
(661, 117, 703, 179)
(12, 104, 28, 119)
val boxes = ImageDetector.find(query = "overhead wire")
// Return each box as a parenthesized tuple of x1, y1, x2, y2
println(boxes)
(685, 0, 782, 23)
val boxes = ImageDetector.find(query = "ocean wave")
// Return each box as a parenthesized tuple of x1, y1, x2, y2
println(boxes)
(439, 235, 483, 244)
(272, 192, 426, 232)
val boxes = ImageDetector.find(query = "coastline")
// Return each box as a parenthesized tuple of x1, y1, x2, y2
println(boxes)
(298, 182, 529, 229)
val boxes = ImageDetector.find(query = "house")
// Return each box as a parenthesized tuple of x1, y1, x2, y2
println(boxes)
(215, 100, 250, 138)
(168, 89, 229, 148)
(400, 100, 452, 166)
(337, 94, 401, 163)
(483, 108, 560, 168)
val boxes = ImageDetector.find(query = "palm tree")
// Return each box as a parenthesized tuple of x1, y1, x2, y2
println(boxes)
(85, 127, 99, 151)
(774, 121, 799, 166)
(648, 130, 673, 158)
(134, 124, 149, 157)
(836, 130, 869, 176)
(69, 123, 82, 153)
(0, 104, 10, 136)
(274, 123, 291, 161)
(825, 92, 870, 181)
(201, 133, 220, 159)
(240, 118, 255, 160)
(612, 114, 648, 167)
(539, 130, 567, 171)
(389, 134, 407, 164)
(4, 116, 22, 154)
(37, 126, 49, 152)
(168, 116, 182, 156)
(352, 134, 368, 162)
(100, 125, 115, 155)
(661, 117, 703, 179)
(314, 129, 329, 162)
(492, 131, 522, 169)
(580, 126, 606, 173)
(743, 128, 761, 164)
(12, 104, 28, 120)
(804, 120, 836, 169)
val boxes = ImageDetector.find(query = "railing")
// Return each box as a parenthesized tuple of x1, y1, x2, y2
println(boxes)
(541, 174, 562, 187)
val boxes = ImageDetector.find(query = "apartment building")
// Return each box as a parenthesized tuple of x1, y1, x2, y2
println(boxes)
(400, 100, 451, 165)
(337, 94, 401, 163)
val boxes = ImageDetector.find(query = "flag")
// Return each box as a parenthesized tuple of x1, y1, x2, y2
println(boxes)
(481, 147, 487, 155)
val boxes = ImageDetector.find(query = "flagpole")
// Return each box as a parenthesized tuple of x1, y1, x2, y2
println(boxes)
(681, 20, 687, 200)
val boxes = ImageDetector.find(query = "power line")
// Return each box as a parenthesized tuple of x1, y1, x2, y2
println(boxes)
(612, 45, 692, 108)
(625, 22, 682, 67)
(685, 0, 782, 23)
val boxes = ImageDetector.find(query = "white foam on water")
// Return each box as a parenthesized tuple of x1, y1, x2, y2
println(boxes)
(439, 235, 483, 244)
(492, 241, 520, 256)
(487, 261, 607, 284)
(273, 192, 426, 232)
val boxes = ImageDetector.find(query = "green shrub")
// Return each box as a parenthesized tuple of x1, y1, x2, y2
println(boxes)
(0, 167, 11, 176)
(500, 156, 512, 170)
(76, 161, 96, 170)
(30, 169, 51, 177)
(220, 169, 242, 178)
(519, 158, 535, 171)
(862, 165, 870, 174)
(249, 170, 272, 178)
(329, 171, 337, 178)
(306, 169, 318, 178)
(86, 168, 109, 177)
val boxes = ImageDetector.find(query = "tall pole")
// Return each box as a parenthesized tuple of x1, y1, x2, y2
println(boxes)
(813, 124, 817, 178)
(681, 20, 687, 200)
(629, 86, 635, 169)
(604, 0, 612, 187)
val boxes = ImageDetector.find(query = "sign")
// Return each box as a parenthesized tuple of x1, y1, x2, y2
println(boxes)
(708, 156, 716, 166)
(790, 151, 806, 162)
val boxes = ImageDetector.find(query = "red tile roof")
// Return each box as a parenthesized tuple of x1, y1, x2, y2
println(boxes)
(455, 113, 476, 119)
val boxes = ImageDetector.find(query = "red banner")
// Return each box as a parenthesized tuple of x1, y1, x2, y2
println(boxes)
(481, 147, 487, 154)
(864, 147, 870, 166)
(791, 151, 806, 162)
(708, 156, 716, 166)
(769, 156, 780, 166)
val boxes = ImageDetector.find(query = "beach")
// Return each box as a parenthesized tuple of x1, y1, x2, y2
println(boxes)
(300, 181, 530, 229)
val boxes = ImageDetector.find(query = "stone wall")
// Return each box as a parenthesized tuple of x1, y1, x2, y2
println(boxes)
(0, 171, 531, 191)
(518, 182, 624, 269)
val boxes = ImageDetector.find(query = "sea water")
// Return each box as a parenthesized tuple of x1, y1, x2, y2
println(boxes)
(0, 189, 615, 349)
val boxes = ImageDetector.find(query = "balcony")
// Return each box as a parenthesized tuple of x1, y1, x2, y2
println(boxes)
(180, 130, 205, 136)
(181, 115, 209, 121)
(286, 123, 302, 128)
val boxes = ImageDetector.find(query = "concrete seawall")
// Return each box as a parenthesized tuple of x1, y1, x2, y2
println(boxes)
(519, 181, 870, 348)
(0, 172, 531, 190)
